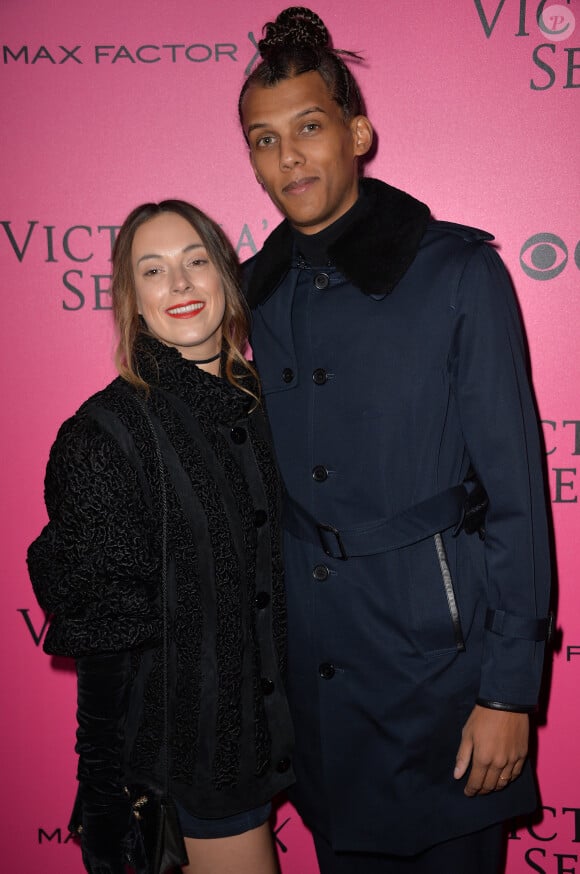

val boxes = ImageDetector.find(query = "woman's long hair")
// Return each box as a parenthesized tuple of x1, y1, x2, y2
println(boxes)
(112, 199, 259, 403)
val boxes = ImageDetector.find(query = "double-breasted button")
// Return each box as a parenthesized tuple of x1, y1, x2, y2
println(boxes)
(314, 273, 329, 290)
(312, 368, 328, 385)
(319, 663, 335, 679)
(313, 564, 330, 581)
(276, 757, 291, 773)
(254, 509, 267, 527)
(282, 367, 294, 383)
(230, 427, 247, 444)
(261, 677, 275, 695)
(255, 591, 270, 609)
(312, 465, 328, 482)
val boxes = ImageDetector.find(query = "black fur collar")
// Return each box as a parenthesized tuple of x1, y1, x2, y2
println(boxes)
(246, 178, 431, 307)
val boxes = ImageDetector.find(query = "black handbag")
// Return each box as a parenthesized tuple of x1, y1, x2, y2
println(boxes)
(70, 786, 188, 874)
(129, 790, 188, 874)
(129, 395, 189, 874)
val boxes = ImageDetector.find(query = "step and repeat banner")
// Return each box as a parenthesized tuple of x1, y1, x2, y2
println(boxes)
(1, 1, 578, 872)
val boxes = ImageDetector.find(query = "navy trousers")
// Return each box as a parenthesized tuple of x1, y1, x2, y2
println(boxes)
(314, 824, 506, 874)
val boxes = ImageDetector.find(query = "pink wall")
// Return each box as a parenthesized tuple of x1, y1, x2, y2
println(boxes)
(2, 1, 578, 871)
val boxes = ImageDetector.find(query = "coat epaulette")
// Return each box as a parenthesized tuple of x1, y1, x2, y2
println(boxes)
(427, 220, 495, 243)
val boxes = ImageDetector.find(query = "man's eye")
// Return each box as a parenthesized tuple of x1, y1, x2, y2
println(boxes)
(256, 135, 275, 147)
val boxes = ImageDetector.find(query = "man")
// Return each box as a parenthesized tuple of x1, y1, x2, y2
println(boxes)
(238, 7, 551, 872)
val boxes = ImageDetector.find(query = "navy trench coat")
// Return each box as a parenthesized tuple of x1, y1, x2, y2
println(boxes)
(244, 179, 551, 855)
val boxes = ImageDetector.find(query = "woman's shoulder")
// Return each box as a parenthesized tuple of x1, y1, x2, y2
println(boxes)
(53, 376, 147, 451)
(76, 374, 135, 419)
(44, 378, 145, 510)
(52, 376, 124, 432)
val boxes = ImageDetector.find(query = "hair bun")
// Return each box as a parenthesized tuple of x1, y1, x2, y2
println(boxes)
(259, 6, 330, 56)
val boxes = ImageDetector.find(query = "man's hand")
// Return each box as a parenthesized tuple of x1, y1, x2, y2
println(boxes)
(453, 704, 529, 797)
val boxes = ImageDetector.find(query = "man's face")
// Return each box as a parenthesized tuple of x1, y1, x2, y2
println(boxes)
(241, 70, 372, 235)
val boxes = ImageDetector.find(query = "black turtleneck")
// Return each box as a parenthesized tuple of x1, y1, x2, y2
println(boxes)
(290, 185, 369, 267)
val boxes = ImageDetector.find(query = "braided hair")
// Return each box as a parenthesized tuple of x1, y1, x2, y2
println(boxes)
(239, 7, 365, 131)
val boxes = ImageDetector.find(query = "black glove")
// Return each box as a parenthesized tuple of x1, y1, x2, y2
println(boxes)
(73, 652, 146, 874)
(78, 785, 138, 874)
(453, 468, 489, 541)
(462, 477, 489, 540)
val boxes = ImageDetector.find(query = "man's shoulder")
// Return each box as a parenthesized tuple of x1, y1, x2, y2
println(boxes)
(424, 219, 495, 246)
(242, 219, 293, 306)
(241, 251, 258, 282)
(241, 250, 260, 301)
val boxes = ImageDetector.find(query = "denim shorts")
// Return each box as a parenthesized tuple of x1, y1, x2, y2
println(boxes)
(174, 798, 272, 839)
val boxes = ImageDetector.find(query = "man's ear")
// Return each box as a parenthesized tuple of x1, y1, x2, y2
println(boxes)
(351, 115, 373, 157)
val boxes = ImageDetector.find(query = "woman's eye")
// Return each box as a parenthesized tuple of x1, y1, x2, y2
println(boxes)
(188, 258, 207, 267)
(256, 135, 275, 147)
(144, 267, 161, 276)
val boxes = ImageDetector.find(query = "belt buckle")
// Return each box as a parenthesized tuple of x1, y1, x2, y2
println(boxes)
(316, 522, 348, 561)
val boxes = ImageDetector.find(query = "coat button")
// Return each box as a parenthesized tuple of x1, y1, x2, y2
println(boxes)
(282, 368, 294, 383)
(312, 368, 328, 385)
(314, 273, 329, 290)
(312, 465, 328, 482)
(261, 677, 275, 695)
(255, 591, 270, 609)
(276, 757, 291, 773)
(319, 663, 335, 679)
(230, 427, 247, 444)
(313, 564, 330, 581)
(254, 509, 267, 527)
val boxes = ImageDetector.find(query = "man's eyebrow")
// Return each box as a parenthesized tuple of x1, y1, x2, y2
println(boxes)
(247, 106, 328, 135)
(296, 105, 327, 118)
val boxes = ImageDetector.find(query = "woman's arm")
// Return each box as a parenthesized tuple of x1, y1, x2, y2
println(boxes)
(28, 410, 158, 872)
(28, 410, 161, 656)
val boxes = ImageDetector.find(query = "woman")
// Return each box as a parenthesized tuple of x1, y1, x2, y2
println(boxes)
(28, 200, 294, 874)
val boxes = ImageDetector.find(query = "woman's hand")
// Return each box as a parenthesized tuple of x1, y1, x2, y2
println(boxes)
(79, 785, 139, 874)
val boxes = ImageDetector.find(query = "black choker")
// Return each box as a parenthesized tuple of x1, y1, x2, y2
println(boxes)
(190, 351, 221, 365)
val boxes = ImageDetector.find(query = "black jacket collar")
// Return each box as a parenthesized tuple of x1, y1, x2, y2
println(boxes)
(246, 178, 431, 307)
(134, 335, 252, 425)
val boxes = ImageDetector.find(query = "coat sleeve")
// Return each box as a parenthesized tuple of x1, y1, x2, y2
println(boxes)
(27, 412, 161, 657)
(451, 242, 551, 711)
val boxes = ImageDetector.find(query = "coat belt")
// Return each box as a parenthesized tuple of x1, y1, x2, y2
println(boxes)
(283, 484, 469, 561)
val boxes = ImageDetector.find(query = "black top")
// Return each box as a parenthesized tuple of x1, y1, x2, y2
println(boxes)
(291, 188, 369, 266)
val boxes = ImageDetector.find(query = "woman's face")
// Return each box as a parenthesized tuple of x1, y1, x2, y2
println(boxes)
(131, 212, 226, 361)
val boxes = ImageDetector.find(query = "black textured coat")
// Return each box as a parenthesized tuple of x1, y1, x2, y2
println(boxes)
(28, 336, 294, 817)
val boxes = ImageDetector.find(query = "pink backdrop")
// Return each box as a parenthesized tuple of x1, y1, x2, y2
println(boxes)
(2, 1, 579, 871)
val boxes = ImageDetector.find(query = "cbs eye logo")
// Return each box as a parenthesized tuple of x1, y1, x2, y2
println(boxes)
(520, 234, 580, 281)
